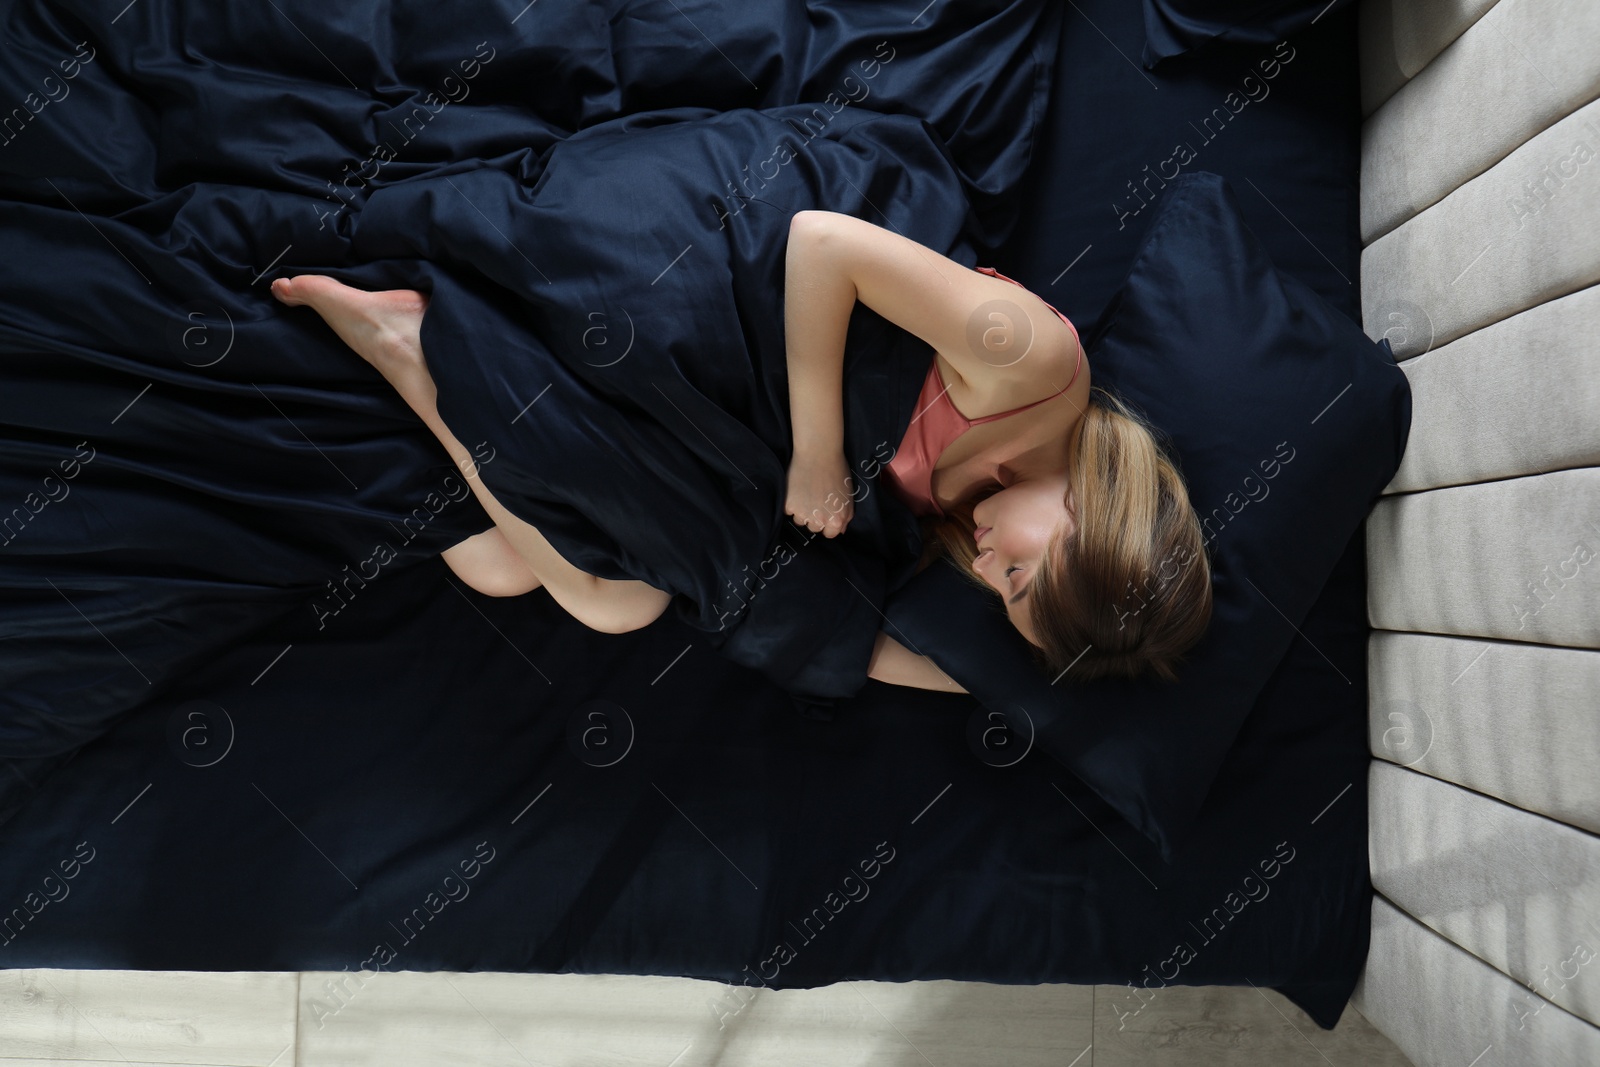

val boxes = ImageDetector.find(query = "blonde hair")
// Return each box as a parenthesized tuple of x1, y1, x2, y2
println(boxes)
(920, 386, 1213, 683)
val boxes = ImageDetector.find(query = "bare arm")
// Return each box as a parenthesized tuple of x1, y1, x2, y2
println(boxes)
(867, 630, 968, 693)
(781, 212, 864, 539)
(783, 212, 861, 462)
(781, 210, 1081, 538)
(783, 209, 1080, 461)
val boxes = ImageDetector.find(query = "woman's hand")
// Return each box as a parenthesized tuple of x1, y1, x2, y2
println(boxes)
(785, 450, 856, 538)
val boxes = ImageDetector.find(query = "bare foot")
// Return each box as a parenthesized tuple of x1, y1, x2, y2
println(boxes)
(272, 275, 438, 414)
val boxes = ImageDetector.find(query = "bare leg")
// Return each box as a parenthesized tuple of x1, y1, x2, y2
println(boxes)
(271, 275, 672, 634)
(440, 526, 543, 598)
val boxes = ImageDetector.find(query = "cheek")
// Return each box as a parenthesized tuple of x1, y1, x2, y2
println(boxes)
(977, 488, 1011, 529)
(1027, 498, 1063, 543)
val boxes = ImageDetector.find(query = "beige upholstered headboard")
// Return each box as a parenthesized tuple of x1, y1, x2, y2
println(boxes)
(1351, 0, 1600, 1063)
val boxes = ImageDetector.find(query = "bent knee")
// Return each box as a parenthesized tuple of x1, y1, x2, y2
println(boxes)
(470, 569, 542, 598)
(442, 528, 541, 598)
(584, 584, 673, 635)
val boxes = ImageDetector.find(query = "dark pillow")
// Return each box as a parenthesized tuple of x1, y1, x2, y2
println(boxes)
(1141, 0, 1355, 69)
(882, 171, 1411, 862)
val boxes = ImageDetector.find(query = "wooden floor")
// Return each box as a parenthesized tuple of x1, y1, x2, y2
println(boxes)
(0, 970, 1415, 1065)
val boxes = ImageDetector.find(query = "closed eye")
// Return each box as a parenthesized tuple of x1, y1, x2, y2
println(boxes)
(1007, 565, 1029, 607)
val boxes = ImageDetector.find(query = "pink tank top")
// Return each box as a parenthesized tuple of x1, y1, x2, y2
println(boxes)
(882, 266, 1082, 518)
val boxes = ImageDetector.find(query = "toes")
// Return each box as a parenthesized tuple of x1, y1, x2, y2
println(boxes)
(272, 274, 342, 307)
(271, 275, 327, 306)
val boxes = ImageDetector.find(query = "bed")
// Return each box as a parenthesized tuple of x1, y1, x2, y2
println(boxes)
(0, 0, 1373, 1031)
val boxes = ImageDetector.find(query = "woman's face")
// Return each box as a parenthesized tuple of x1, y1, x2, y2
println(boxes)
(971, 470, 1075, 646)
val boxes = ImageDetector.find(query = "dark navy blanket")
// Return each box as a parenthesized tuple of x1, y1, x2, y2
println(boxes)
(0, 0, 1062, 781)
(380, 103, 972, 702)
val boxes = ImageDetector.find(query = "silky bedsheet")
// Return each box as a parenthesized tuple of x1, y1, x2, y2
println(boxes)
(0, 0, 1063, 810)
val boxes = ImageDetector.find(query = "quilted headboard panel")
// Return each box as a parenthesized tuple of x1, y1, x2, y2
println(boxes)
(1351, 0, 1600, 1064)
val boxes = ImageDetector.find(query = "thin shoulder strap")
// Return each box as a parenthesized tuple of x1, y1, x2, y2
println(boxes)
(965, 335, 1083, 425)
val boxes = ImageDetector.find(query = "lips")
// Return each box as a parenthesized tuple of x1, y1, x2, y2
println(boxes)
(974, 526, 991, 544)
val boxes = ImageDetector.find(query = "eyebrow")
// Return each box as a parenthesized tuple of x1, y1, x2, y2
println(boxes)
(1009, 582, 1029, 607)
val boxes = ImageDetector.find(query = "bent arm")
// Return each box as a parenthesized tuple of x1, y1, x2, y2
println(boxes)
(783, 211, 860, 461)
(782, 209, 1079, 459)
(867, 630, 967, 693)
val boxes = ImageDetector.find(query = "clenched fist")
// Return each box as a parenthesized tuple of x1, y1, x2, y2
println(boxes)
(785, 451, 857, 538)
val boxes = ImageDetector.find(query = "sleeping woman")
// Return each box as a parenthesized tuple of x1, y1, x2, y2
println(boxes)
(270, 209, 1212, 694)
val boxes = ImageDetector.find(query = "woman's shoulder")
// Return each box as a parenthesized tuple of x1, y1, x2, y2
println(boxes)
(941, 340, 1089, 426)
